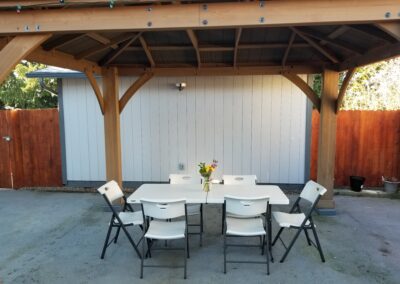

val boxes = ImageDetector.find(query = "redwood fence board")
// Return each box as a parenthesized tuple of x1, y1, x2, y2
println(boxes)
(311, 110, 400, 187)
(0, 109, 62, 188)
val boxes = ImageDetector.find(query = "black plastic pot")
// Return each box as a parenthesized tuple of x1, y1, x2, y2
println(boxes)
(349, 176, 365, 192)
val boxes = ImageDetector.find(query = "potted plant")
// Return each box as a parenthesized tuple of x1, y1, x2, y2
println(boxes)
(382, 176, 400, 193)
(198, 160, 218, 192)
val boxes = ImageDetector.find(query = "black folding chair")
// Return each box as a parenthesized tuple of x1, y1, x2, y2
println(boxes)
(97, 180, 143, 259)
(271, 180, 327, 263)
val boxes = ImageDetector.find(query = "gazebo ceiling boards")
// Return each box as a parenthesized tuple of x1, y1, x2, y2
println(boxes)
(0, 0, 399, 211)
(0, 0, 398, 76)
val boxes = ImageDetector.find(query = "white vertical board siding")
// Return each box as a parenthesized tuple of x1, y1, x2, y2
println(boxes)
(62, 75, 307, 183)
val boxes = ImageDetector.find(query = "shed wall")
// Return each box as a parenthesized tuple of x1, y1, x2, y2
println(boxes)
(62, 75, 308, 184)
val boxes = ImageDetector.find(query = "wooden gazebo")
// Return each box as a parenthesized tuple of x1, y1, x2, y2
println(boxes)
(0, 0, 399, 212)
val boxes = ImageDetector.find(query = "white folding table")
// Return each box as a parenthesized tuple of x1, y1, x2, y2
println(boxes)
(127, 183, 290, 261)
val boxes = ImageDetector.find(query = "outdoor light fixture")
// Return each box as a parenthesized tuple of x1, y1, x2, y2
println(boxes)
(176, 82, 187, 91)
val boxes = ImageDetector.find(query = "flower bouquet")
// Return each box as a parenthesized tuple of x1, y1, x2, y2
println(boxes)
(198, 160, 218, 192)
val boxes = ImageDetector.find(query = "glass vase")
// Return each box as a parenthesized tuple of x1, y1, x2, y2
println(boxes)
(203, 178, 211, 192)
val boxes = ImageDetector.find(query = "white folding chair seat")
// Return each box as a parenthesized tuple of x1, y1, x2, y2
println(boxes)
(272, 180, 327, 263)
(114, 211, 144, 226)
(97, 180, 143, 260)
(145, 220, 186, 239)
(223, 195, 270, 275)
(226, 217, 266, 236)
(169, 174, 203, 246)
(272, 212, 311, 228)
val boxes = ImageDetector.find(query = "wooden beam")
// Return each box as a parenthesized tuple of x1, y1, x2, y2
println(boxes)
(0, 34, 50, 85)
(119, 72, 153, 113)
(139, 35, 155, 67)
(27, 47, 102, 74)
(346, 24, 397, 43)
(99, 33, 142, 66)
(298, 28, 364, 55)
(282, 73, 321, 110)
(75, 33, 135, 60)
(321, 26, 349, 45)
(118, 65, 323, 76)
(282, 31, 295, 67)
(233, 28, 242, 67)
(375, 22, 400, 41)
(317, 69, 340, 210)
(337, 42, 400, 71)
(42, 33, 85, 51)
(0, 1, 398, 34)
(102, 67, 122, 187)
(187, 29, 201, 68)
(84, 69, 105, 114)
(336, 68, 356, 113)
(290, 27, 340, 63)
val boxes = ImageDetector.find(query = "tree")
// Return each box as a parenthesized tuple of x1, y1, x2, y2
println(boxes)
(0, 61, 58, 109)
(312, 58, 400, 110)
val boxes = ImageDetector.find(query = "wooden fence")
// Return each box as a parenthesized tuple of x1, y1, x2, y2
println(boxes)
(0, 109, 62, 188)
(0, 109, 399, 188)
(311, 110, 400, 187)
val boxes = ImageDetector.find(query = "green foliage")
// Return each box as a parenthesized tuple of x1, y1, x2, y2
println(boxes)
(312, 58, 400, 110)
(0, 61, 58, 109)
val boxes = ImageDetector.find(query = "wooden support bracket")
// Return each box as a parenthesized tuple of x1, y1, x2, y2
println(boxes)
(119, 72, 154, 113)
(84, 69, 105, 114)
(282, 73, 321, 111)
(0, 34, 51, 85)
(336, 68, 356, 113)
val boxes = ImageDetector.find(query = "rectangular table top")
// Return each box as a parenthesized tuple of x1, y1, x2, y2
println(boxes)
(127, 184, 289, 205)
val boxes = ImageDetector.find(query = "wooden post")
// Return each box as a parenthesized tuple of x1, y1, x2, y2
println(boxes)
(102, 67, 122, 187)
(317, 69, 339, 211)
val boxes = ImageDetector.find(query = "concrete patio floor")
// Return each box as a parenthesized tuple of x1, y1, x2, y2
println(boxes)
(0, 189, 399, 284)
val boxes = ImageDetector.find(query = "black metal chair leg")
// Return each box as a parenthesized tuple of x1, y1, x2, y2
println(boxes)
(114, 226, 121, 244)
(100, 223, 113, 259)
(140, 235, 145, 279)
(272, 227, 284, 246)
(121, 225, 142, 258)
(200, 205, 203, 247)
(280, 228, 302, 263)
(221, 204, 225, 235)
(311, 225, 325, 262)
(186, 232, 190, 258)
(304, 228, 312, 246)
(184, 234, 188, 279)
(264, 234, 270, 275)
(223, 231, 227, 274)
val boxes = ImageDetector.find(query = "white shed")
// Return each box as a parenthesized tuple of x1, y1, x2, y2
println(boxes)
(29, 67, 312, 187)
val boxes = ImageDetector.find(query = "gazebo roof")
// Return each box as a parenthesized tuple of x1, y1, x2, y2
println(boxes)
(0, 0, 399, 76)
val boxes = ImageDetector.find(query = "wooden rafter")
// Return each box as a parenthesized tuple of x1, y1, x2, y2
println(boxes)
(336, 68, 356, 113)
(337, 42, 400, 71)
(75, 33, 135, 60)
(119, 72, 154, 113)
(375, 22, 400, 42)
(84, 69, 105, 114)
(282, 73, 321, 111)
(186, 29, 201, 68)
(320, 26, 349, 46)
(346, 25, 397, 43)
(233, 28, 242, 67)
(139, 35, 155, 67)
(282, 31, 295, 66)
(0, 1, 398, 34)
(27, 47, 102, 74)
(0, 34, 51, 85)
(43, 34, 85, 51)
(298, 28, 364, 55)
(290, 27, 339, 63)
(99, 32, 142, 66)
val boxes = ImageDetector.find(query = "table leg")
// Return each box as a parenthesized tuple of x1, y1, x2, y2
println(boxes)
(268, 203, 274, 262)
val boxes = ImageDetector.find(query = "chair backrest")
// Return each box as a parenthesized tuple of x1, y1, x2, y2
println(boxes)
(141, 198, 186, 219)
(169, 174, 201, 185)
(225, 195, 269, 217)
(97, 180, 124, 203)
(300, 180, 327, 204)
(222, 175, 257, 185)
